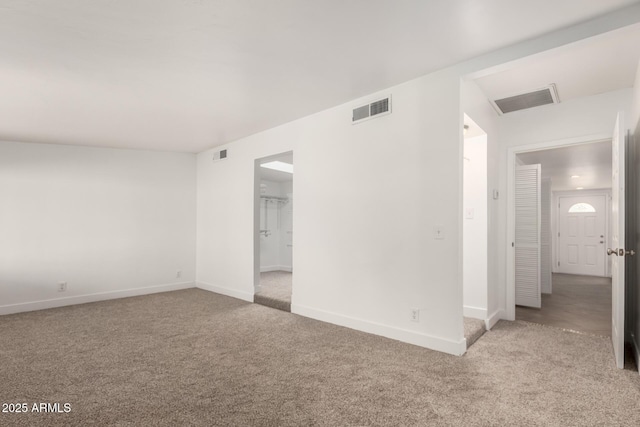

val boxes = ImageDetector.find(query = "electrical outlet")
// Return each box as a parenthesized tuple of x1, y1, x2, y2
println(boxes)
(58, 282, 67, 292)
(176, 270, 182, 278)
(410, 309, 420, 322)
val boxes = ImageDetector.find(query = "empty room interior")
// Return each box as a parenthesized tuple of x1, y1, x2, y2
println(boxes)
(3, 1, 640, 425)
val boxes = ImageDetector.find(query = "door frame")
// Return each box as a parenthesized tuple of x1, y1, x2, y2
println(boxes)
(253, 150, 294, 294)
(506, 133, 611, 320)
(554, 189, 611, 278)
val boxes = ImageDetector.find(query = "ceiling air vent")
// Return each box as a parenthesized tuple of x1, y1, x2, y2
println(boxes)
(212, 149, 228, 162)
(491, 84, 559, 115)
(352, 95, 392, 124)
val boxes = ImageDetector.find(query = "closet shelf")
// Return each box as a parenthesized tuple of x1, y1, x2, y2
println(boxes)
(261, 195, 289, 203)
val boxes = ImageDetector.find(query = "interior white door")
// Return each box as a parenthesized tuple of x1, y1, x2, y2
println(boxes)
(610, 112, 626, 369)
(558, 195, 607, 277)
(515, 164, 541, 308)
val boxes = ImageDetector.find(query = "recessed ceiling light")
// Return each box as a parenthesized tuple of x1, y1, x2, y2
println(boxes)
(576, 187, 584, 190)
(571, 175, 580, 179)
(260, 161, 293, 174)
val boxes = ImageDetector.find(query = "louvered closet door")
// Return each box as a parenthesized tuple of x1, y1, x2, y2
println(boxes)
(515, 164, 541, 308)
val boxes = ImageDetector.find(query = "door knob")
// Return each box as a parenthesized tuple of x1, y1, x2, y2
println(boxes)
(608, 248, 635, 256)
(600, 241, 604, 244)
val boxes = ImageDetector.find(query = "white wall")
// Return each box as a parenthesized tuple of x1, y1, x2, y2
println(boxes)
(463, 134, 488, 320)
(0, 141, 196, 314)
(462, 80, 500, 328)
(279, 180, 293, 270)
(197, 70, 466, 355)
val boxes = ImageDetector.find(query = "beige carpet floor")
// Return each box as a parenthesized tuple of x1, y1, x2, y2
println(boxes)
(254, 271, 292, 312)
(463, 317, 486, 349)
(2, 289, 640, 426)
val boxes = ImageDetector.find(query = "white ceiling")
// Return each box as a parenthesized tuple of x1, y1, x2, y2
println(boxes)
(517, 141, 612, 191)
(474, 23, 640, 105)
(1, 0, 637, 153)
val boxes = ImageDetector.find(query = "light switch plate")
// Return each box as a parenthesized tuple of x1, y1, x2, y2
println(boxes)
(434, 226, 445, 240)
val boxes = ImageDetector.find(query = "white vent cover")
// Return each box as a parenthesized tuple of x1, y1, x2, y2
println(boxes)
(212, 149, 228, 162)
(491, 84, 559, 115)
(352, 95, 392, 124)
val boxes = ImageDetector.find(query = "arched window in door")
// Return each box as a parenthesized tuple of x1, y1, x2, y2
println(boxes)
(568, 202, 596, 213)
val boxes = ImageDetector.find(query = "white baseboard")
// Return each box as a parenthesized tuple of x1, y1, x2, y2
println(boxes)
(463, 305, 487, 320)
(291, 303, 466, 356)
(196, 281, 254, 302)
(485, 309, 503, 330)
(631, 332, 640, 375)
(260, 265, 292, 273)
(0, 281, 196, 316)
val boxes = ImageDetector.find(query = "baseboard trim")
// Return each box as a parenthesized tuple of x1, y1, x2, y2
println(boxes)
(485, 309, 502, 330)
(291, 303, 466, 356)
(196, 281, 254, 302)
(0, 281, 196, 316)
(631, 332, 640, 375)
(463, 305, 487, 320)
(260, 266, 293, 273)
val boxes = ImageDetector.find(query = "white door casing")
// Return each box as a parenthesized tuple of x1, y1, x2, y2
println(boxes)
(558, 195, 607, 277)
(610, 113, 625, 369)
(541, 179, 552, 294)
(515, 164, 541, 308)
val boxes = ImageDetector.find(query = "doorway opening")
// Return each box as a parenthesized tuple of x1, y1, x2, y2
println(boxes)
(254, 151, 293, 312)
(511, 139, 613, 337)
(462, 114, 489, 349)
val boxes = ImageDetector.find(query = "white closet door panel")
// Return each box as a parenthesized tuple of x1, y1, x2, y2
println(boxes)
(515, 165, 541, 308)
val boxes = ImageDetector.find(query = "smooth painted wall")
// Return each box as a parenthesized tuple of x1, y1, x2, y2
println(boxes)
(462, 79, 500, 327)
(197, 70, 466, 355)
(0, 141, 196, 313)
(463, 134, 488, 319)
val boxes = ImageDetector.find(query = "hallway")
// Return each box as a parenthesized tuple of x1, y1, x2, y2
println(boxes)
(516, 273, 611, 336)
